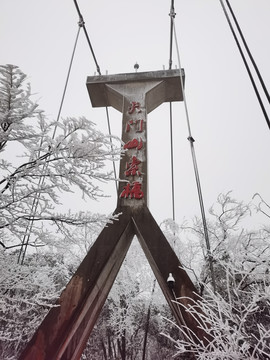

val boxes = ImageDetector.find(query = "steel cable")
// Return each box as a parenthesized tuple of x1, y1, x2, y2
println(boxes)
(172, 17, 216, 292)
(73, 0, 118, 193)
(168, 0, 176, 222)
(219, 0, 270, 130)
(18, 25, 82, 264)
(225, 0, 270, 104)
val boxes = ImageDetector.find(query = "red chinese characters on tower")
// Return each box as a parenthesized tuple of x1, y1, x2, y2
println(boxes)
(123, 138, 143, 150)
(121, 101, 145, 200)
(128, 101, 142, 114)
(120, 182, 144, 199)
(125, 119, 144, 133)
(125, 156, 141, 176)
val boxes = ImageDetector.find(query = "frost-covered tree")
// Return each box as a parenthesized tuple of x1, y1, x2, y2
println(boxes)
(0, 218, 109, 360)
(81, 238, 181, 360)
(0, 64, 121, 261)
(80, 193, 270, 359)
(0, 64, 38, 151)
(165, 264, 270, 359)
(162, 192, 270, 359)
(0, 64, 122, 359)
(0, 249, 71, 359)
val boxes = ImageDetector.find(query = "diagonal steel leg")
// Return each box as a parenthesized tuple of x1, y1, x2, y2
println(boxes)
(132, 206, 208, 344)
(19, 209, 134, 360)
(20, 206, 209, 360)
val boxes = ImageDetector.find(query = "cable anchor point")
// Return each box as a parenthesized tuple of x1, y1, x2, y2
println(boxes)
(78, 16, 85, 27)
(169, 10, 176, 18)
(187, 136, 195, 143)
(96, 66, 101, 76)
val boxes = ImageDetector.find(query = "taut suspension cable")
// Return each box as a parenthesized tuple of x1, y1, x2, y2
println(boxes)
(169, 102, 175, 222)
(169, 0, 175, 70)
(168, 0, 176, 221)
(73, 0, 118, 193)
(106, 106, 118, 194)
(219, 0, 270, 131)
(172, 18, 216, 292)
(225, 0, 270, 104)
(73, 0, 101, 75)
(18, 25, 82, 264)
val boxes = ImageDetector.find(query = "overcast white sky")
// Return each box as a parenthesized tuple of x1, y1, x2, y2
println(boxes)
(1, 0, 270, 227)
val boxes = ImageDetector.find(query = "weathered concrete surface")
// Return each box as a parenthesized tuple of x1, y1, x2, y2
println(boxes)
(87, 69, 185, 207)
(19, 70, 209, 360)
(86, 68, 185, 113)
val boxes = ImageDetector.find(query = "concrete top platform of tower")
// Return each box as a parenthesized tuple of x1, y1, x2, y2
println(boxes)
(86, 68, 185, 113)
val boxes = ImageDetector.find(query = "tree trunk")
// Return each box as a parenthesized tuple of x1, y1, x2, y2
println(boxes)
(101, 339, 108, 360)
(117, 331, 126, 360)
(107, 333, 113, 359)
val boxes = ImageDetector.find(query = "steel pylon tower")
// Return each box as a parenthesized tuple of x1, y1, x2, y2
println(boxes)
(20, 69, 208, 360)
